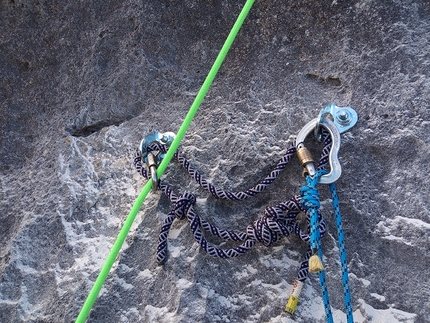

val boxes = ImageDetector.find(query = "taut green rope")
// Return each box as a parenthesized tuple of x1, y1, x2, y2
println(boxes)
(75, 1, 255, 321)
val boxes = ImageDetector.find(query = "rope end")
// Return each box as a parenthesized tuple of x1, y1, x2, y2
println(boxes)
(308, 254, 324, 273)
(285, 295, 299, 315)
(285, 280, 304, 315)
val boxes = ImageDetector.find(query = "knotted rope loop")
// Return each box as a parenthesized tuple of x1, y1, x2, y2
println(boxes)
(300, 186, 321, 210)
(299, 170, 328, 210)
(299, 170, 328, 271)
(245, 200, 307, 247)
(173, 192, 196, 220)
(247, 217, 278, 247)
(135, 130, 333, 279)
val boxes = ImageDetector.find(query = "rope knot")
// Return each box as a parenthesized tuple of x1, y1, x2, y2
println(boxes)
(299, 186, 321, 210)
(299, 170, 327, 210)
(174, 192, 196, 219)
(247, 211, 288, 247)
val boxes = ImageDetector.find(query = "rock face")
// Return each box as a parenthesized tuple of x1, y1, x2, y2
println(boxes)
(1, 1, 429, 322)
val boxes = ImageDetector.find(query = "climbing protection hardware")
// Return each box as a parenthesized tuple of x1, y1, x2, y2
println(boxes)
(139, 132, 175, 191)
(135, 104, 357, 323)
(314, 103, 358, 142)
(297, 116, 341, 183)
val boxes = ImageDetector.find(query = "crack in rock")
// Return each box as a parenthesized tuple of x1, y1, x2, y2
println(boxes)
(66, 119, 126, 137)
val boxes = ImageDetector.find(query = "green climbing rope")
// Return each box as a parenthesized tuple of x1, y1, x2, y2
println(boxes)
(75, 1, 255, 322)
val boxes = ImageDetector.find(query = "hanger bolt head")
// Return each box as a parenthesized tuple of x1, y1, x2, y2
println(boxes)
(336, 109, 352, 125)
(338, 110, 348, 120)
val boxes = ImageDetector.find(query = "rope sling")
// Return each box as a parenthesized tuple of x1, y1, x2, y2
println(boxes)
(135, 118, 354, 322)
(134, 134, 329, 264)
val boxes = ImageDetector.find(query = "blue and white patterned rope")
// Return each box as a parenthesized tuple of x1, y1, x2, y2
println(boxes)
(134, 131, 333, 284)
(133, 129, 355, 322)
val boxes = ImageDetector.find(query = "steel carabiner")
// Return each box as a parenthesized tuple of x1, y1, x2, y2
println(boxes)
(296, 117, 342, 184)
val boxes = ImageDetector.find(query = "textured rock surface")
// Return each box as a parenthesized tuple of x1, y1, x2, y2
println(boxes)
(1, 0, 429, 322)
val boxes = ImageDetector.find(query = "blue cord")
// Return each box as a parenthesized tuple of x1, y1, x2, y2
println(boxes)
(301, 171, 354, 323)
(330, 183, 354, 323)
(301, 171, 334, 323)
(317, 235, 334, 323)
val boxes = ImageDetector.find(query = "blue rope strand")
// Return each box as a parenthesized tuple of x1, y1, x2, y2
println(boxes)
(330, 183, 354, 323)
(318, 244, 334, 323)
(300, 171, 354, 323)
(300, 176, 321, 251)
(301, 171, 334, 323)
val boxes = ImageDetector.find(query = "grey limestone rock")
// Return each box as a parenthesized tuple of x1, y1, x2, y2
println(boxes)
(1, 0, 429, 322)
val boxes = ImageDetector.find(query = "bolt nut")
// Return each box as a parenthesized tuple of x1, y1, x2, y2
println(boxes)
(336, 110, 351, 125)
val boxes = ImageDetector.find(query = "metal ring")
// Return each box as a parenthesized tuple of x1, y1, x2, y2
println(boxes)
(296, 117, 341, 184)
